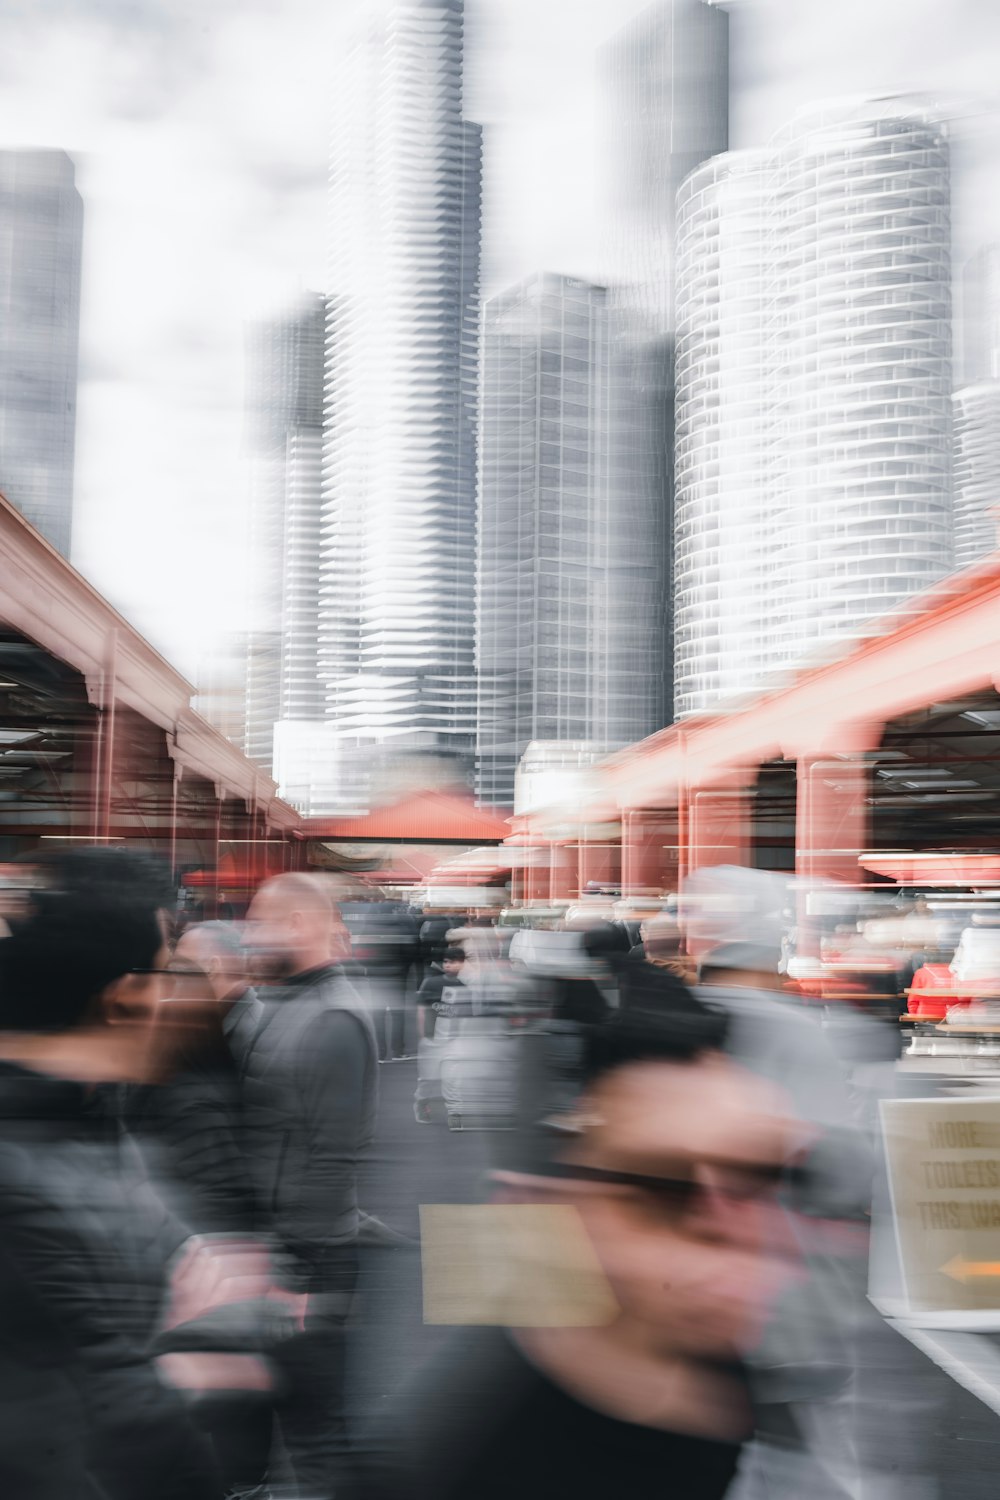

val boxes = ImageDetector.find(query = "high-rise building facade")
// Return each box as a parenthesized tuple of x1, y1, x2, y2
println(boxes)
(244, 292, 327, 777)
(321, 0, 481, 812)
(598, 0, 729, 738)
(0, 150, 83, 557)
(953, 383, 1000, 567)
(476, 274, 607, 808)
(673, 150, 772, 708)
(674, 101, 954, 718)
(953, 247, 1000, 569)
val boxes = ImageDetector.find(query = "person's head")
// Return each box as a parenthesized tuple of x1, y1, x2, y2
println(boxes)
(640, 914, 682, 962)
(173, 921, 247, 1007)
(0, 847, 176, 1077)
(497, 997, 801, 1361)
(246, 872, 349, 980)
(697, 941, 785, 993)
(442, 945, 465, 978)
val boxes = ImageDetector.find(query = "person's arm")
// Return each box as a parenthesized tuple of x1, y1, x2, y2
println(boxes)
(416, 975, 439, 1038)
(281, 1008, 373, 1291)
(0, 1184, 222, 1500)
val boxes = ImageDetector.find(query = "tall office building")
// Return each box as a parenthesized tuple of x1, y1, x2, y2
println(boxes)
(673, 151, 772, 708)
(953, 247, 1000, 569)
(674, 100, 954, 718)
(0, 150, 83, 557)
(598, 0, 729, 738)
(244, 292, 327, 779)
(321, 0, 481, 813)
(476, 273, 608, 808)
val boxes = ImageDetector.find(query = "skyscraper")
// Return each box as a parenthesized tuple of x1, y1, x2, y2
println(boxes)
(598, 0, 729, 738)
(953, 246, 1000, 569)
(321, 0, 481, 813)
(476, 273, 608, 808)
(673, 151, 772, 710)
(674, 100, 954, 718)
(244, 292, 327, 775)
(0, 150, 83, 558)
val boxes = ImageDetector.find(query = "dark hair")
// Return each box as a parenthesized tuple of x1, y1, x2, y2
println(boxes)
(443, 946, 465, 963)
(580, 959, 728, 1088)
(0, 847, 174, 1032)
(501, 962, 728, 1176)
(580, 921, 631, 972)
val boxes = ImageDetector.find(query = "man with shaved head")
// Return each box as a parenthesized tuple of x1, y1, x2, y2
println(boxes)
(244, 871, 378, 1500)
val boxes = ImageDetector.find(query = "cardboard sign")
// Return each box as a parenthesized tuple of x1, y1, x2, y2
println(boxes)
(419, 1204, 619, 1327)
(881, 1097, 1000, 1313)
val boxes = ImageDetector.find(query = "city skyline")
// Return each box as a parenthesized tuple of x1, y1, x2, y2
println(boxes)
(0, 0, 997, 681)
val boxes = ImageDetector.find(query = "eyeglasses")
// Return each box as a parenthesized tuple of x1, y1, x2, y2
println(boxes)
(543, 1159, 799, 1218)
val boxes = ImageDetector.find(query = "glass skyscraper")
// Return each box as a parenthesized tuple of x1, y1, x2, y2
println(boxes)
(953, 246, 1000, 569)
(321, 0, 481, 812)
(598, 0, 729, 736)
(243, 292, 328, 776)
(0, 150, 83, 558)
(674, 100, 954, 718)
(476, 273, 607, 808)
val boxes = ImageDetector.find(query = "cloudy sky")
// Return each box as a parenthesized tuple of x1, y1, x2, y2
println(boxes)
(0, 0, 997, 682)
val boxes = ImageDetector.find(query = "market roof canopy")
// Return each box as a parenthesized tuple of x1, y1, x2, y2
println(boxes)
(300, 790, 512, 844)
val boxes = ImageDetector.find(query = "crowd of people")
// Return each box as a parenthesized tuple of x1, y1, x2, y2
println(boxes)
(0, 848, 923, 1499)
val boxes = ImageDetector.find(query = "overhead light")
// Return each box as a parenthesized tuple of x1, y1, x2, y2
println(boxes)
(963, 710, 1000, 729)
(878, 767, 951, 780)
(0, 750, 70, 760)
(901, 779, 979, 790)
(0, 730, 39, 744)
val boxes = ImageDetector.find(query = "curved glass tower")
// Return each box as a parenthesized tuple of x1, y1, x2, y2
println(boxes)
(953, 384, 1000, 567)
(674, 150, 771, 712)
(321, 0, 481, 810)
(674, 100, 954, 719)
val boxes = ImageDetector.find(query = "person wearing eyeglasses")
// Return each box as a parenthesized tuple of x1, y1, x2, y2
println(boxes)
(0, 847, 227, 1500)
(365, 993, 803, 1500)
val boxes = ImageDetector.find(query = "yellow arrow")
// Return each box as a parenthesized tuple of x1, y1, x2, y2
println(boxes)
(941, 1255, 1000, 1284)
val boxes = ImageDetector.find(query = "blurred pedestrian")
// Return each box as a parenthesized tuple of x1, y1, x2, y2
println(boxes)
(125, 920, 259, 1237)
(416, 943, 466, 1040)
(681, 866, 873, 1500)
(244, 872, 379, 1500)
(367, 992, 801, 1500)
(0, 847, 224, 1500)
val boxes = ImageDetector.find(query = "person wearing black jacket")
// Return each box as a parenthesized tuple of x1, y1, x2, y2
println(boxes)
(245, 872, 379, 1500)
(365, 994, 801, 1500)
(0, 848, 223, 1500)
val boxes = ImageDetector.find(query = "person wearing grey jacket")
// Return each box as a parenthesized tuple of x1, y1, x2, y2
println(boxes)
(681, 866, 873, 1500)
(245, 873, 379, 1500)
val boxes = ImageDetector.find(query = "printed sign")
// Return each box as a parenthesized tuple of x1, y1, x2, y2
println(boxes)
(881, 1097, 1000, 1312)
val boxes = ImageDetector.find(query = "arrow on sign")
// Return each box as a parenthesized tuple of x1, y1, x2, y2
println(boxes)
(941, 1255, 1000, 1284)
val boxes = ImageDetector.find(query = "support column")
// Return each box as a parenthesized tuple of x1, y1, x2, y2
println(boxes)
(524, 844, 550, 903)
(622, 809, 677, 897)
(687, 781, 750, 875)
(548, 842, 575, 903)
(578, 836, 621, 896)
(796, 754, 870, 889)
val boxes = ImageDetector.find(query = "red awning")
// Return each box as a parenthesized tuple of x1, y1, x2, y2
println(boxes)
(300, 790, 512, 843)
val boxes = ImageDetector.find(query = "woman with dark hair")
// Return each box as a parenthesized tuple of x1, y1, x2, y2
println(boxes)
(0, 847, 224, 1500)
